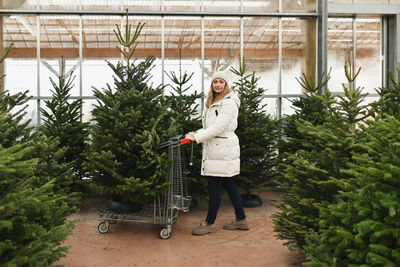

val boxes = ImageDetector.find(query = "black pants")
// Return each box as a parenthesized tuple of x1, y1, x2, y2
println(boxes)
(205, 176, 246, 225)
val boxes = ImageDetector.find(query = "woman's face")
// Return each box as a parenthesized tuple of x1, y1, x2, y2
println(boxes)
(212, 78, 226, 94)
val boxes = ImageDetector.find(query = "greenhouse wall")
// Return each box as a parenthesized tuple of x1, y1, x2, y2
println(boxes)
(0, 0, 398, 124)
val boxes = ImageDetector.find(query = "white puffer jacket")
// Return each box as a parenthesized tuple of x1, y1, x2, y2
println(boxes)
(194, 91, 240, 177)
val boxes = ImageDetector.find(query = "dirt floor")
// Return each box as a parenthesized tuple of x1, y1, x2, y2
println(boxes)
(56, 190, 305, 267)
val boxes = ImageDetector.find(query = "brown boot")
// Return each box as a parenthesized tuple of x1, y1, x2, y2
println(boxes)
(223, 218, 249, 230)
(192, 221, 217, 235)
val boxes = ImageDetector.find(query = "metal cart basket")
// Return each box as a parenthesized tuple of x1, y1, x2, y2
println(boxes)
(97, 135, 192, 239)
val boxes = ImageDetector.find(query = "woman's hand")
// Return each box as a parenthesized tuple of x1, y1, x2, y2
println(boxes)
(186, 132, 196, 141)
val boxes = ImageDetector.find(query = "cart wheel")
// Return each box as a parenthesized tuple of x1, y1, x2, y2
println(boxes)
(98, 221, 109, 234)
(160, 228, 171, 239)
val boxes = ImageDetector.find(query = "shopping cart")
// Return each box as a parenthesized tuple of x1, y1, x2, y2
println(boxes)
(97, 135, 192, 239)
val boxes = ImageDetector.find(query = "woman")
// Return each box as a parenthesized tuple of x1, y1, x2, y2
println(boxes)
(186, 71, 249, 236)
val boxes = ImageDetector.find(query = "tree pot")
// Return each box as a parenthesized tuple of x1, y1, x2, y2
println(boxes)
(189, 197, 198, 209)
(241, 194, 262, 208)
(106, 199, 143, 214)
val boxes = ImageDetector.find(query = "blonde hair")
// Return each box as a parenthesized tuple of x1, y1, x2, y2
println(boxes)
(205, 81, 232, 108)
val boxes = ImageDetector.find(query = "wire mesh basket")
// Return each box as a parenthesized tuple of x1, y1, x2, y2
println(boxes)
(97, 135, 192, 239)
(172, 195, 192, 212)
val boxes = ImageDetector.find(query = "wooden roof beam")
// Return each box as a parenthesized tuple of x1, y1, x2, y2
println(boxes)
(8, 47, 299, 59)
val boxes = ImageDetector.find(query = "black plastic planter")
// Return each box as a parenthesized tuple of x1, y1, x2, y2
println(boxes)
(189, 197, 198, 209)
(106, 199, 143, 214)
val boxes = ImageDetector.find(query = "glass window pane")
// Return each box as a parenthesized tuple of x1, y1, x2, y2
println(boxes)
(82, 99, 97, 123)
(164, 59, 203, 96)
(328, 18, 354, 92)
(38, 0, 79, 10)
(4, 15, 37, 96)
(5, 59, 37, 96)
(243, 17, 279, 95)
(282, 97, 297, 117)
(204, 0, 240, 12)
(283, 0, 316, 12)
(124, 0, 162, 12)
(355, 0, 389, 3)
(82, 59, 119, 97)
(164, 0, 200, 12)
(355, 17, 382, 94)
(128, 17, 162, 87)
(40, 16, 80, 49)
(164, 17, 201, 58)
(82, 15, 120, 53)
(204, 17, 240, 93)
(261, 97, 279, 118)
(164, 17, 202, 96)
(40, 59, 80, 96)
(40, 16, 80, 97)
(81, 0, 123, 11)
(82, 16, 121, 97)
(328, 0, 353, 2)
(25, 99, 38, 127)
(127, 16, 162, 53)
(282, 18, 316, 94)
(4, 15, 37, 50)
(85, 15, 162, 93)
(243, 0, 278, 12)
(150, 58, 163, 89)
(204, 18, 240, 95)
(2, 1, 31, 9)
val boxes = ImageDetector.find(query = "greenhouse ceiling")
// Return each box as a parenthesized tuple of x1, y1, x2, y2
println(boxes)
(1, 0, 381, 59)
(3, 0, 300, 12)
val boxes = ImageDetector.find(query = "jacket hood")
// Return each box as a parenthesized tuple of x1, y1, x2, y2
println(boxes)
(224, 91, 240, 108)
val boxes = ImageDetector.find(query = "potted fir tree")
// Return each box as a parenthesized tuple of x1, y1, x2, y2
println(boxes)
(230, 62, 280, 207)
(164, 52, 205, 208)
(40, 56, 89, 191)
(273, 61, 372, 251)
(0, 45, 78, 266)
(86, 13, 177, 212)
(303, 65, 400, 265)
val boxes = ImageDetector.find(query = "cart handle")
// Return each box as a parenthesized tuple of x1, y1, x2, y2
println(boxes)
(159, 135, 191, 149)
(180, 138, 191, 145)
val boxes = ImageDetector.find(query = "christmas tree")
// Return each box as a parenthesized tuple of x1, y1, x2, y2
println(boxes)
(1, 88, 79, 205)
(371, 63, 400, 120)
(230, 62, 280, 206)
(278, 70, 330, 158)
(40, 57, 89, 185)
(164, 53, 206, 203)
(303, 116, 400, 266)
(0, 138, 76, 266)
(303, 65, 400, 266)
(165, 51, 203, 134)
(0, 46, 77, 265)
(86, 14, 177, 204)
(272, 60, 370, 251)
(0, 45, 32, 148)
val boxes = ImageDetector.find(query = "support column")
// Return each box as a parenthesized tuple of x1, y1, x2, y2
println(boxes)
(0, 0, 4, 91)
(386, 14, 400, 86)
(317, 0, 328, 93)
(301, 18, 317, 92)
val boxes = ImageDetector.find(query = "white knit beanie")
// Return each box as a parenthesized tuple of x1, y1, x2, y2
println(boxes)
(212, 71, 229, 85)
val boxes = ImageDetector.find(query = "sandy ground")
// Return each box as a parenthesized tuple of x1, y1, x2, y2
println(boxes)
(56, 191, 304, 267)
